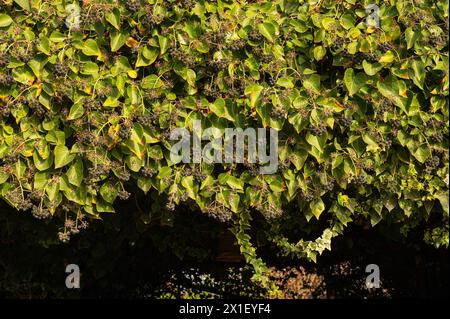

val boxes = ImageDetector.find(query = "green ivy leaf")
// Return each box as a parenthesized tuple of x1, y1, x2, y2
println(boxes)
(306, 132, 326, 152)
(313, 46, 326, 61)
(158, 35, 169, 55)
(245, 84, 264, 108)
(221, 190, 240, 213)
(302, 74, 321, 94)
(0, 170, 9, 184)
(15, 160, 26, 179)
(137, 177, 153, 194)
(141, 74, 163, 89)
(276, 77, 294, 88)
(310, 198, 325, 220)
(436, 191, 449, 216)
(362, 60, 382, 76)
(13, 0, 31, 11)
(186, 69, 196, 87)
(100, 181, 118, 204)
(33, 152, 54, 171)
(49, 31, 66, 42)
(258, 22, 276, 43)
(344, 68, 366, 96)
(182, 175, 198, 199)
(105, 9, 121, 30)
(82, 39, 102, 58)
(379, 51, 395, 63)
(66, 159, 84, 187)
(37, 37, 52, 55)
(225, 175, 244, 191)
(34, 172, 49, 190)
(110, 30, 128, 52)
(412, 145, 431, 163)
(68, 103, 85, 120)
(81, 62, 99, 76)
(96, 199, 115, 213)
(0, 14, 13, 27)
(54, 145, 75, 169)
(340, 13, 355, 29)
(45, 180, 60, 202)
(136, 46, 158, 67)
(210, 98, 226, 117)
(125, 155, 143, 172)
(410, 60, 425, 90)
(12, 65, 35, 84)
(405, 27, 420, 49)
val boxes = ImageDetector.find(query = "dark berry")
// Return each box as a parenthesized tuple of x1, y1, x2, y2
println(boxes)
(0, 54, 8, 67)
(28, 98, 46, 117)
(118, 170, 130, 181)
(310, 124, 327, 135)
(31, 205, 51, 220)
(193, 170, 206, 183)
(54, 63, 68, 77)
(126, 0, 141, 13)
(430, 132, 444, 143)
(135, 114, 153, 126)
(352, 174, 366, 185)
(379, 42, 395, 53)
(118, 190, 131, 200)
(267, 76, 276, 86)
(204, 205, 233, 222)
(332, 37, 345, 50)
(230, 39, 246, 52)
(0, 74, 14, 86)
(166, 200, 176, 211)
(300, 191, 314, 202)
(140, 167, 156, 178)
(270, 107, 286, 120)
(362, 52, 378, 63)
(118, 125, 132, 140)
(248, 30, 262, 42)
(337, 116, 353, 127)
(58, 231, 70, 243)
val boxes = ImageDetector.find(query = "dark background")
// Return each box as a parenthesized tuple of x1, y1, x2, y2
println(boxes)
(0, 196, 448, 299)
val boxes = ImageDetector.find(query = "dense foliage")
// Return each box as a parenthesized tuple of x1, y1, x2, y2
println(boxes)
(0, 0, 448, 285)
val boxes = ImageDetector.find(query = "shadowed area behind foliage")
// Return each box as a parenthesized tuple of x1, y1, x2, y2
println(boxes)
(0, 198, 448, 299)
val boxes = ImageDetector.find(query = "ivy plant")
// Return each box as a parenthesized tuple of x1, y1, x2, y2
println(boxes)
(0, 0, 448, 284)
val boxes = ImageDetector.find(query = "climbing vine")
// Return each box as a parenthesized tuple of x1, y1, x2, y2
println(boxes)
(0, 0, 448, 283)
